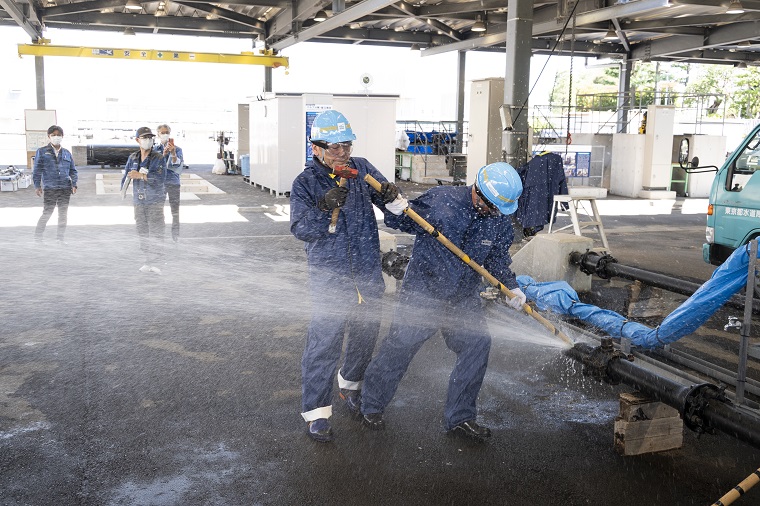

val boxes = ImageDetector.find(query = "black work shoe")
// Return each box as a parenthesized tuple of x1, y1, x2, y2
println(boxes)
(307, 418, 333, 443)
(361, 413, 385, 431)
(449, 420, 492, 440)
(339, 388, 361, 418)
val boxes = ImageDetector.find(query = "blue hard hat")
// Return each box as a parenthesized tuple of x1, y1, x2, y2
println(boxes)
(475, 162, 522, 215)
(310, 110, 356, 144)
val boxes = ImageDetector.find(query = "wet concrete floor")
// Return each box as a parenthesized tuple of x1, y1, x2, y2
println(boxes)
(1, 166, 758, 505)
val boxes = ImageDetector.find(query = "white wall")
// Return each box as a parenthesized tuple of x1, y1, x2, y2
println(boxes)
(687, 135, 727, 198)
(335, 96, 397, 182)
(610, 134, 646, 197)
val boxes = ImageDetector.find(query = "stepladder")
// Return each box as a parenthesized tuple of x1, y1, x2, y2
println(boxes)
(548, 194, 610, 252)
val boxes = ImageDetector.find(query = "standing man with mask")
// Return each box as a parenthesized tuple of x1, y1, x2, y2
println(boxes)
(155, 124, 184, 243)
(33, 125, 78, 244)
(121, 127, 167, 274)
(290, 109, 406, 443)
(360, 162, 524, 441)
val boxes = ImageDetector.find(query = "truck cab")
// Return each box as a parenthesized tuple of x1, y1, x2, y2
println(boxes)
(703, 124, 760, 265)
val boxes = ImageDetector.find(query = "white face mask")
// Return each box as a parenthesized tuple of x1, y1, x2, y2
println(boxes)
(159, 133, 170, 143)
(139, 137, 154, 150)
(50, 136, 62, 146)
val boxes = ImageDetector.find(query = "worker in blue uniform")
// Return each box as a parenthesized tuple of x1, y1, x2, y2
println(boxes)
(360, 162, 525, 440)
(121, 126, 168, 274)
(155, 124, 184, 242)
(290, 109, 406, 443)
(33, 125, 78, 244)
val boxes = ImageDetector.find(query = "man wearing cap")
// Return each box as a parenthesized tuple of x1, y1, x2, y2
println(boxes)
(121, 127, 168, 274)
(33, 125, 78, 244)
(290, 109, 404, 443)
(359, 162, 525, 440)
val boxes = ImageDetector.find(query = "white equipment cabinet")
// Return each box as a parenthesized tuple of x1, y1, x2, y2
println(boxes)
(248, 93, 398, 196)
(467, 78, 504, 185)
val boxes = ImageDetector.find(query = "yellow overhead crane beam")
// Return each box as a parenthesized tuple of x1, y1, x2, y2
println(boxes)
(18, 43, 288, 68)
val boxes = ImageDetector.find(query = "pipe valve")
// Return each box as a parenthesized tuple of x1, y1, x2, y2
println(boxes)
(724, 316, 742, 331)
(578, 337, 634, 385)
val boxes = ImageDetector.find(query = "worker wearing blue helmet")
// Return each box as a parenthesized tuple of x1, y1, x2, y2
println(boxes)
(359, 162, 524, 440)
(290, 109, 406, 443)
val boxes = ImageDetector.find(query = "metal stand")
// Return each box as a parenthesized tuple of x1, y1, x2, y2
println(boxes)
(548, 195, 610, 252)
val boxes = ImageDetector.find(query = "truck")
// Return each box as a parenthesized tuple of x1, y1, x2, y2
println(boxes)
(700, 124, 760, 265)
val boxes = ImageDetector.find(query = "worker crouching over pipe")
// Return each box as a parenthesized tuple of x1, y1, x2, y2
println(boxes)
(359, 162, 525, 440)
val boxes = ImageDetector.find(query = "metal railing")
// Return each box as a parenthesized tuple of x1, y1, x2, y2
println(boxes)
(531, 92, 728, 143)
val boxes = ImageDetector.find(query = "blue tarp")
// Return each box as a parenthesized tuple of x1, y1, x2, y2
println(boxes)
(516, 242, 759, 349)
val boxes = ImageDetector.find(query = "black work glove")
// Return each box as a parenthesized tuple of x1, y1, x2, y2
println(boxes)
(318, 186, 349, 211)
(380, 181, 399, 204)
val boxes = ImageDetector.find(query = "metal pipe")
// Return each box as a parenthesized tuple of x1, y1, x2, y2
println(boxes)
(570, 251, 760, 313)
(86, 144, 136, 167)
(565, 340, 760, 449)
(737, 240, 758, 402)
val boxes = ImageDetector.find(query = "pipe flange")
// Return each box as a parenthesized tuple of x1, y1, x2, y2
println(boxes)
(581, 337, 633, 384)
(682, 383, 726, 435)
(594, 253, 618, 280)
(576, 250, 596, 277)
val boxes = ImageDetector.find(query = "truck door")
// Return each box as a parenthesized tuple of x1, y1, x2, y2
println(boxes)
(717, 128, 760, 244)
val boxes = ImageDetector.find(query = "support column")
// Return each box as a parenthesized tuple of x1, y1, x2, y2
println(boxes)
(455, 50, 466, 153)
(264, 66, 272, 92)
(617, 59, 633, 133)
(35, 55, 45, 110)
(502, 0, 533, 168)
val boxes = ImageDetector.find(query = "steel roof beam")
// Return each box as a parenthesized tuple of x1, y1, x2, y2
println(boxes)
(416, 0, 510, 17)
(43, 0, 129, 17)
(35, 20, 257, 37)
(391, 1, 461, 41)
(181, 0, 287, 7)
(47, 11, 259, 33)
(422, 0, 671, 56)
(670, 0, 760, 11)
(622, 12, 760, 30)
(631, 20, 760, 59)
(266, 0, 324, 41)
(172, 1, 265, 30)
(271, 0, 398, 50)
(0, 0, 43, 39)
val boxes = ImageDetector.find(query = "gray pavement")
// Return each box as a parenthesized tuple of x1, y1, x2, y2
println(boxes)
(1, 166, 759, 506)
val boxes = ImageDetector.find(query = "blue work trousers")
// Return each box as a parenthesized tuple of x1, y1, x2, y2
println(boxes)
(361, 292, 491, 430)
(301, 285, 381, 418)
(134, 203, 165, 264)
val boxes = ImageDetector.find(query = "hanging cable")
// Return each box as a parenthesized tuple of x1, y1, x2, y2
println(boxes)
(511, 0, 580, 128)
(565, 4, 577, 159)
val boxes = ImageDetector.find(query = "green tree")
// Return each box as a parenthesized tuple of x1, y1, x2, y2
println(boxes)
(733, 67, 760, 118)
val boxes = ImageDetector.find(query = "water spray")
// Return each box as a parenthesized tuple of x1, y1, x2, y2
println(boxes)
(364, 174, 574, 347)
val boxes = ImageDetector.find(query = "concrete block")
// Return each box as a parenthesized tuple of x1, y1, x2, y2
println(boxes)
(72, 146, 87, 167)
(568, 186, 607, 199)
(378, 230, 398, 294)
(410, 155, 448, 184)
(511, 233, 593, 293)
(638, 189, 676, 199)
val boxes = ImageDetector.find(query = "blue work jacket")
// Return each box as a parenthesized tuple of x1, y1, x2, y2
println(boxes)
(154, 143, 184, 186)
(121, 150, 168, 205)
(385, 185, 517, 302)
(33, 144, 78, 190)
(290, 157, 391, 300)
(515, 153, 568, 228)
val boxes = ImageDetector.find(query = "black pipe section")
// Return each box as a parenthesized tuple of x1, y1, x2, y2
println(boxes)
(571, 251, 760, 314)
(566, 341, 760, 449)
(87, 144, 136, 167)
